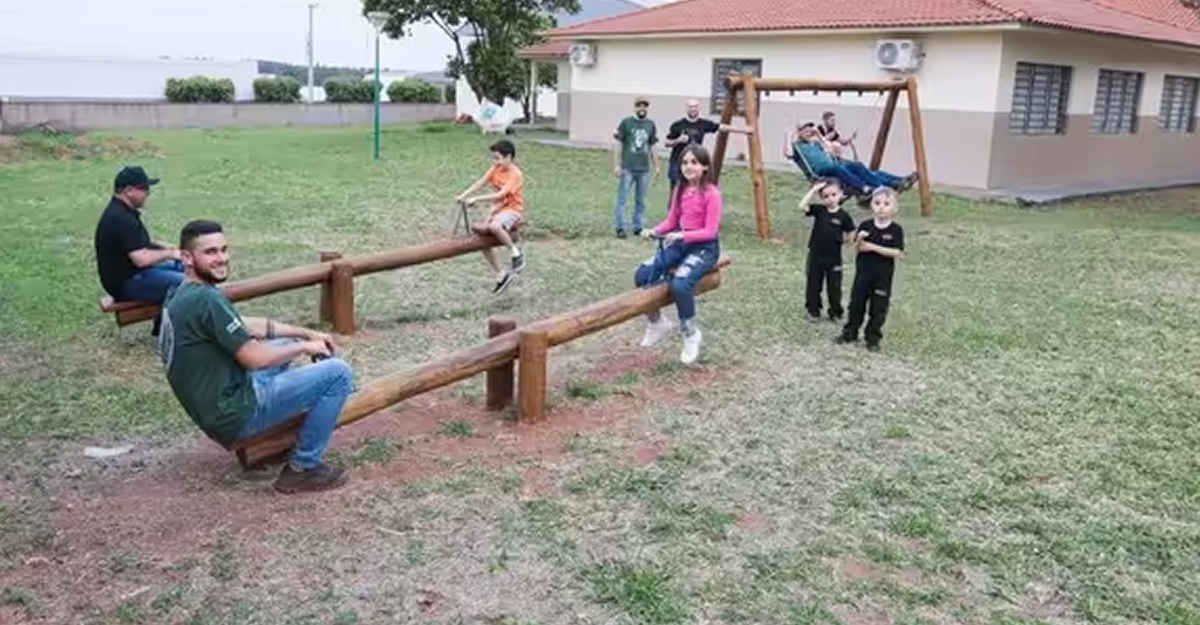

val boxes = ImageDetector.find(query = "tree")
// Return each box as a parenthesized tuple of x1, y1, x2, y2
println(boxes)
(362, 0, 579, 109)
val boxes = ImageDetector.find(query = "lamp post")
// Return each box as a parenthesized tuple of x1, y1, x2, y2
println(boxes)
(366, 10, 390, 161)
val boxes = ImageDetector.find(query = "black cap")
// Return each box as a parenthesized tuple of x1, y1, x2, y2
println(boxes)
(113, 166, 160, 191)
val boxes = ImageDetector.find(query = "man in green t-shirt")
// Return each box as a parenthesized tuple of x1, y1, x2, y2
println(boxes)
(612, 95, 660, 238)
(158, 219, 356, 494)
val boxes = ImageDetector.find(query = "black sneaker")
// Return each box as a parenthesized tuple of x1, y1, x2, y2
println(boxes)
(806, 312, 822, 323)
(273, 463, 348, 494)
(616, 228, 626, 239)
(511, 253, 526, 273)
(834, 334, 857, 345)
(828, 313, 843, 323)
(492, 272, 515, 294)
(633, 228, 643, 237)
(866, 343, 881, 352)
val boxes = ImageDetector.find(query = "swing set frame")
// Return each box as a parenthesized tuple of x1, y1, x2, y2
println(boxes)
(710, 74, 934, 240)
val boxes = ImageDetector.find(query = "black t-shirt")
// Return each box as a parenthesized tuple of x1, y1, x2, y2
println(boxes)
(94, 196, 153, 297)
(818, 123, 840, 143)
(805, 204, 855, 261)
(854, 219, 905, 276)
(667, 117, 720, 163)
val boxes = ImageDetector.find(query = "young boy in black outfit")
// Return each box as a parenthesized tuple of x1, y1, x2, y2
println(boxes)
(837, 186, 905, 351)
(799, 178, 856, 322)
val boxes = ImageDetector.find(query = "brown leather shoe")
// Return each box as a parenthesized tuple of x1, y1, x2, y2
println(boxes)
(273, 463, 348, 494)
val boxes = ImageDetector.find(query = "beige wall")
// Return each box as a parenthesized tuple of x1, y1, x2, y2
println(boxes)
(1, 100, 455, 131)
(566, 31, 1005, 188)
(989, 30, 1200, 189)
(556, 60, 572, 132)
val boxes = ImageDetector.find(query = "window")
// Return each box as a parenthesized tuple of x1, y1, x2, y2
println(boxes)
(1159, 75, 1199, 134)
(710, 58, 762, 115)
(1091, 69, 1143, 134)
(1009, 62, 1072, 135)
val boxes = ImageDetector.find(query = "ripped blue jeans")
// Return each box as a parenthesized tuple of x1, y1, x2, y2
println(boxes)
(633, 238, 720, 321)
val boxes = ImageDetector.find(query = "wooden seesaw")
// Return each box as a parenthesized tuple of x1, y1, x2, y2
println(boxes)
(226, 256, 732, 468)
(99, 233, 510, 334)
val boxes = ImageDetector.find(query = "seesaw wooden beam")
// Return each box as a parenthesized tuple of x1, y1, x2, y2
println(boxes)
(235, 258, 731, 467)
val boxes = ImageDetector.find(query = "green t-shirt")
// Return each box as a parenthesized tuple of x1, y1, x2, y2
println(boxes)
(157, 281, 257, 446)
(614, 116, 658, 173)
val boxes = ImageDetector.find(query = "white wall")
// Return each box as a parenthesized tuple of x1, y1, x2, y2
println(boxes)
(0, 52, 259, 100)
(568, 31, 1005, 112)
(455, 78, 558, 121)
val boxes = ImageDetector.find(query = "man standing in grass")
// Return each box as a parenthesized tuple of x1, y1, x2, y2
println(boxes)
(612, 96, 660, 238)
(158, 219, 355, 494)
(664, 99, 752, 198)
(93, 165, 184, 336)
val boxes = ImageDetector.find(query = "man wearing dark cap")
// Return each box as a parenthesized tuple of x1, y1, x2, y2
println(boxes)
(93, 165, 184, 335)
(612, 95, 659, 238)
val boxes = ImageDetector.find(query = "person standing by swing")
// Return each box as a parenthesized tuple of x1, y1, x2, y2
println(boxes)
(664, 99, 752, 198)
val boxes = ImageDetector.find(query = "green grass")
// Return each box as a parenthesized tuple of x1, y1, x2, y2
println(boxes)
(1, 123, 1199, 624)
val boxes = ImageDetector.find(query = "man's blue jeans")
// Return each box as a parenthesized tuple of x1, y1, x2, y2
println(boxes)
(822, 162, 904, 193)
(615, 169, 651, 233)
(236, 340, 356, 470)
(634, 238, 721, 321)
(121, 259, 185, 303)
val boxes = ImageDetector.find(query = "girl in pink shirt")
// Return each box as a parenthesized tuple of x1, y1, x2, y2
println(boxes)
(633, 144, 723, 365)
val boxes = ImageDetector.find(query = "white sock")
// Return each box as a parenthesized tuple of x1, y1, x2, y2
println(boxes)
(497, 270, 506, 280)
(511, 247, 521, 258)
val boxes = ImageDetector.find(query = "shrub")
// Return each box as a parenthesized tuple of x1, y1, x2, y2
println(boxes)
(387, 79, 441, 103)
(443, 82, 456, 103)
(253, 77, 301, 103)
(324, 77, 378, 103)
(165, 76, 235, 103)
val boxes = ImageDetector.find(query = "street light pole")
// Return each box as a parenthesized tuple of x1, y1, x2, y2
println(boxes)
(366, 11, 390, 161)
(307, 3, 318, 104)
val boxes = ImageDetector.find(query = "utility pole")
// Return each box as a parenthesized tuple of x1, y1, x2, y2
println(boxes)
(306, 3, 318, 103)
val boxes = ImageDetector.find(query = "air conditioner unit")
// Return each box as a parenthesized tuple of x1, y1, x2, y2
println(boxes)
(875, 39, 922, 72)
(569, 43, 596, 67)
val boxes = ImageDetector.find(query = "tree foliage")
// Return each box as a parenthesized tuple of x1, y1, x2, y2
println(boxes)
(165, 76, 235, 103)
(387, 78, 442, 103)
(253, 77, 302, 103)
(362, 0, 579, 107)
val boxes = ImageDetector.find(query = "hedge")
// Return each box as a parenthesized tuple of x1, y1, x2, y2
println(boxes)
(387, 79, 441, 103)
(324, 77, 378, 103)
(253, 77, 301, 103)
(165, 76, 235, 103)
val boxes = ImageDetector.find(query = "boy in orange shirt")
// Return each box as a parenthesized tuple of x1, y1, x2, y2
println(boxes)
(456, 140, 526, 294)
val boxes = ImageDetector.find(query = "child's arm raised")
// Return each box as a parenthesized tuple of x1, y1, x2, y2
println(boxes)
(798, 182, 823, 215)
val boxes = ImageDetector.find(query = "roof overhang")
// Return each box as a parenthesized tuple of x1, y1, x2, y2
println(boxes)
(544, 22, 1025, 41)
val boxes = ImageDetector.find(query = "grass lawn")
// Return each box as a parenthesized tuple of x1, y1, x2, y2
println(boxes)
(1, 123, 1198, 625)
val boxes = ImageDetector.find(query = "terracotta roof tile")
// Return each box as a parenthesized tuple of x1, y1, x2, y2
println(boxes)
(545, 0, 1200, 48)
(519, 41, 571, 58)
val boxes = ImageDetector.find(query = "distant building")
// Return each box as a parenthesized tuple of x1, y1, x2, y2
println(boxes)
(0, 51, 258, 100)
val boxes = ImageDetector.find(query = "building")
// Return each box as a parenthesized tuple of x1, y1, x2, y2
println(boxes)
(532, 0, 1200, 198)
(0, 51, 259, 101)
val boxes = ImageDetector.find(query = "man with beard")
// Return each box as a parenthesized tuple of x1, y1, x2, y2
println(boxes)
(612, 96, 660, 238)
(158, 220, 355, 494)
(664, 99, 752, 197)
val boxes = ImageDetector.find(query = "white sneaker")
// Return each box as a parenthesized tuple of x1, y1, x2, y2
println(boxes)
(640, 318, 674, 348)
(680, 328, 703, 364)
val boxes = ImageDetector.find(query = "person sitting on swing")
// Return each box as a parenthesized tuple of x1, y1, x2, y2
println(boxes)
(818, 111, 857, 161)
(785, 123, 916, 199)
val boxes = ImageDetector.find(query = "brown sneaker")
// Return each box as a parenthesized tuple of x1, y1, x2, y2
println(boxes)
(273, 463, 348, 494)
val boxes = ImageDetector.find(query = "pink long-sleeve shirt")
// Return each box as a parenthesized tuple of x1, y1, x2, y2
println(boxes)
(652, 182, 723, 243)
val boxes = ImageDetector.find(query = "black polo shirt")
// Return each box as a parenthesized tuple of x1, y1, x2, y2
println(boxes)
(94, 196, 152, 298)
(667, 117, 720, 163)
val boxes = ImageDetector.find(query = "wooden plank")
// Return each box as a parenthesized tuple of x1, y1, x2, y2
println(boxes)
(741, 74, 771, 240)
(517, 330, 549, 422)
(236, 258, 732, 467)
(905, 77, 934, 217)
(485, 316, 517, 410)
(329, 260, 356, 335)
(318, 251, 342, 324)
(728, 77, 905, 93)
(869, 89, 900, 171)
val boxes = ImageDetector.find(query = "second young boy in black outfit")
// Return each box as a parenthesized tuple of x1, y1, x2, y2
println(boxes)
(838, 186, 905, 351)
(799, 178, 856, 322)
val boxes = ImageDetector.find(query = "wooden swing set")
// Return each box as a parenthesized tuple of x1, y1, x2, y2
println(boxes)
(709, 74, 934, 240)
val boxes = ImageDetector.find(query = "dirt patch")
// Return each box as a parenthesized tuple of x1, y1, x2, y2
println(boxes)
(1020, 582, 1077, 623)
(827, 604, 891, 625)
(0, 132, 161, 164)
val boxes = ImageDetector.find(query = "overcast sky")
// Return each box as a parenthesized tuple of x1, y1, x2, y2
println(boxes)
(0, 0, 458, 71)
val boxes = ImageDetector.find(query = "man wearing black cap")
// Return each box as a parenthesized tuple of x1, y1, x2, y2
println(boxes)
(93, 165, 184, 335)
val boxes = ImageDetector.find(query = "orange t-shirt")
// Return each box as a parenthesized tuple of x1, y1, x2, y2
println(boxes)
(485, 163, 524, 215)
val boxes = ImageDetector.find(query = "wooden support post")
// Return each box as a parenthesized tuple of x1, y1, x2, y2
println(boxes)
(741, 73, 771, 240)
(329, 260, 356, 335)
(905, 77, 934, 217)
(869, 89, 900, 171)
(318, 251, 342, 324)
(517, 329, 549, 423)
(486, 316, 517, 410)
(710, 74, 740, 183)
